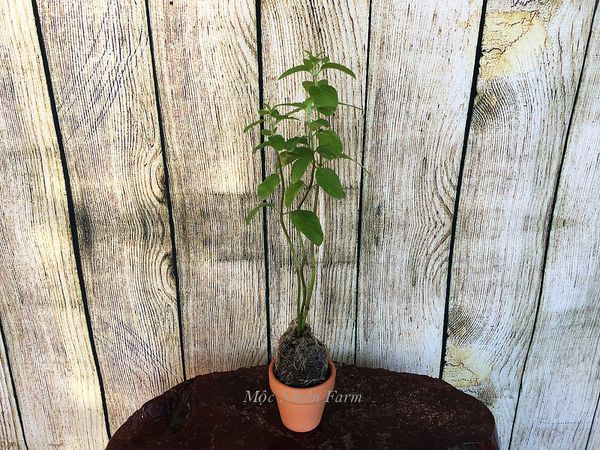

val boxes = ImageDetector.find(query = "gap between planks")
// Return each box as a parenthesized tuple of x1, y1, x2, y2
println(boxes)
(143, 0, 187, 381)
(353, 0, 374, 366)
(438, 0, 489, 380)
(255, 0, 273, 362)
(30, 0, 112, 438)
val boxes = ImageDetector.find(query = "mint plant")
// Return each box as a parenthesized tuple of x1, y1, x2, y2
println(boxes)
(245, 51, 359, 387)
(245, 51, 359, 335)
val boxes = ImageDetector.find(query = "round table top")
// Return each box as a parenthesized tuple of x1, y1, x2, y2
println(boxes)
(107, 364, 498, 450)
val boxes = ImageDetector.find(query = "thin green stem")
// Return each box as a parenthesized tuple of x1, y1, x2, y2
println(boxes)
(301, 247, 317, 327)
(297, 163, 316, 208)
(300, 181, 320, 325)
(272, 122, 303, 323)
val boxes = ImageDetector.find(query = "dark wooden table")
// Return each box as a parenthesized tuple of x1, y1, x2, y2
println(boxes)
(107, 364, 499, 449)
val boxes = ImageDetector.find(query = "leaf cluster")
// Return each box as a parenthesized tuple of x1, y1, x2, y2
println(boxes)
(245, 51, 359, 245)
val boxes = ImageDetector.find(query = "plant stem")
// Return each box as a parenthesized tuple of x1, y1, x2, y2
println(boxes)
(273, 130, 303, 324)
(300, 179, 320, 326)
(297, 164, 315, 208)
(302, 246, 317, 326)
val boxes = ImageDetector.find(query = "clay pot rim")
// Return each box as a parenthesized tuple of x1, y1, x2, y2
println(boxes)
(268, 358, 336, 396)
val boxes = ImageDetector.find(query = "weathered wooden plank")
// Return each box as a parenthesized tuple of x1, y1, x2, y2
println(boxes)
(357, 0, 483, 373)
(261, 0, 369, 363)
(148, 0, 267, 375)
(510, 11, 600, 448)
(442, 0, 596, 446)
(0, 331, 25, 449)
(0, 0, 107, 447)
(36, 0, 183, 429)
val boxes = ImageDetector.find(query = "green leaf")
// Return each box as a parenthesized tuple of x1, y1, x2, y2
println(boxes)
(309, 118, 330, 130)
(302, 80, 315, 92)
(271, 109, 300, 123)
(316, 167, 345, 199)
(308, 84, 338, 116)
(290, 210, 323, 246)
(243, 119, 263, 133)
(316, 129, 343, 160)
(291, 158, 311, 182)
(285, 136, 308, 150)
(257, 174, 280, 199)
(278, 152, 299, 167)
(321, 62, 356, 78)
(286, 108, 304, 116)
(284, 181, 305, 208)
(266, 134, 286, 151)
(317, 147, 338, 160)
(277, 114, 300, 123)
(278, 64, 311, 80)
(285, 137, 301, 151)
(289, 146, 313, 159)
(303, 58, 315, 70)
(258, 109, 269, 115)
(261, 129, 272, 136)
(245, 202, 274, 224)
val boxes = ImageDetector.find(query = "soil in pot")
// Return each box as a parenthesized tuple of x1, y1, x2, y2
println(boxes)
(273, 321, 329, 388)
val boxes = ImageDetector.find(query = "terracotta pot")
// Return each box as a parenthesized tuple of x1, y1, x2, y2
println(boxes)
(268, 359, 336, 432)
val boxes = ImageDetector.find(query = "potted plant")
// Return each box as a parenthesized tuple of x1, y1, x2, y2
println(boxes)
(245, 51, 360, 432)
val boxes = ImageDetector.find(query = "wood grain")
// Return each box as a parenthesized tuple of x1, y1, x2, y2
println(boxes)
(0, 1, 107, 447)
(510, 10, 600, 448)
(442, 0, 596, 446)
(0, 331, 25, 449)
(260, 0, 369, 363)
(36, 0, 183, 430)
(357, 0, 483, 373)
(148, 0, 267, 375)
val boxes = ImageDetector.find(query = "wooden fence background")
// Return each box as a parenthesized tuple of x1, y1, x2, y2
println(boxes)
(0, 0, 598, 449)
